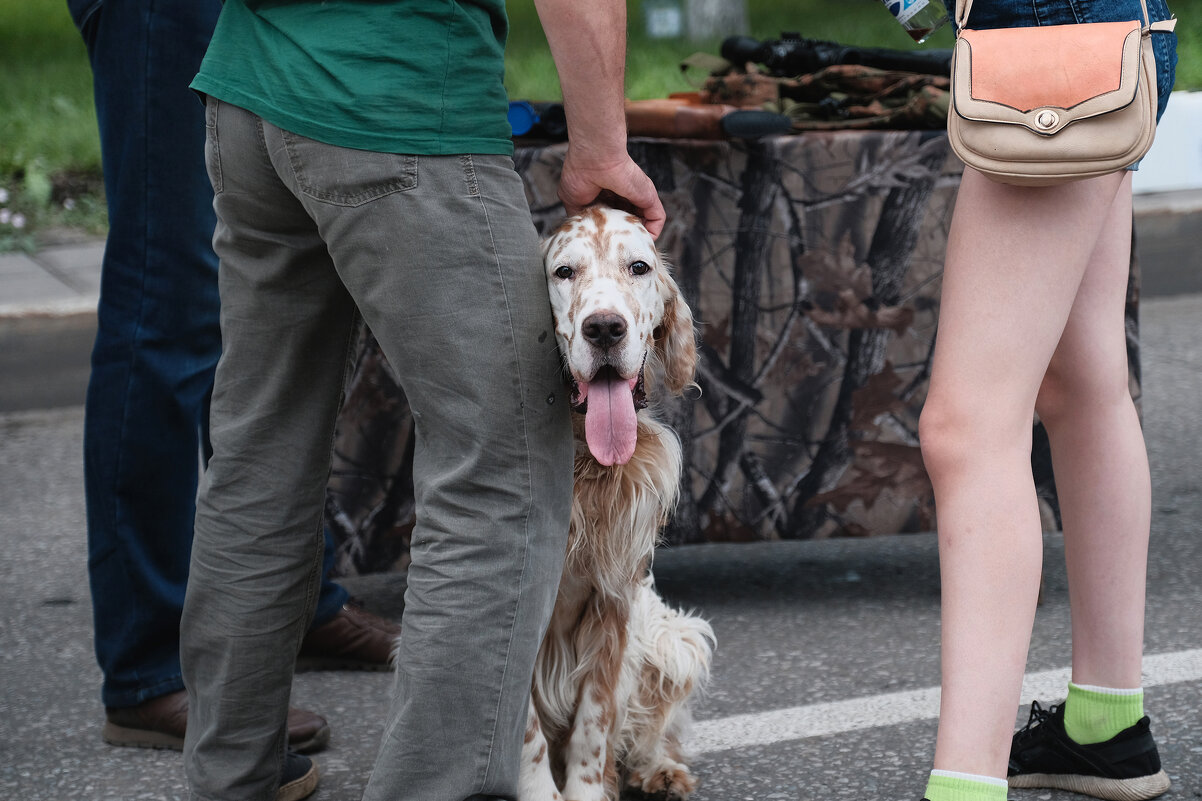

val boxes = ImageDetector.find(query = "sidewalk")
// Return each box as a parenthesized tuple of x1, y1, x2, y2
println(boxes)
(0, 238, 105, 412)
(0, 236, 104, 317)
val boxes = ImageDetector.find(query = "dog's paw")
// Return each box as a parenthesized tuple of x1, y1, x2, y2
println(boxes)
(624, 764, 698, 800)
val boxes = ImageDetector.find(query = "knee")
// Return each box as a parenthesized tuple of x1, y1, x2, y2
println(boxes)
(918, 393, 1032, 484)
(1034, 370, 1074, 430)
(918, 399, 974, 484)
(1035, 357, 1132, 432)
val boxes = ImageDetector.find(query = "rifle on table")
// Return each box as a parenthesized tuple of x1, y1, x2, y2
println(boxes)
(721, 32, 952, 77)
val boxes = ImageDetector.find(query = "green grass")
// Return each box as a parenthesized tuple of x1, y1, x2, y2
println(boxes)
(1178, 6, 1202, 90)
(0, 0, 1198, 249)
(0, 0, 100, 176)
(505, 0, 959, 101)
(0, 0, 105, 247)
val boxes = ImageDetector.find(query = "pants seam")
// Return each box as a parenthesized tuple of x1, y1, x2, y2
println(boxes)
(473, 186, 538, 793)
(305, 307, 364, 623)
(103, 0, 157, 695)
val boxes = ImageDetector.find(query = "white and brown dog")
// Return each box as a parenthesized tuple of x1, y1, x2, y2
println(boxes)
(520, 205, 714, 801)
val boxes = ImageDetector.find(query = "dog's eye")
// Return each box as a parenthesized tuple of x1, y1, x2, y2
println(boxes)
(554, 265, 574, 280)
(630, 260, 651, 276)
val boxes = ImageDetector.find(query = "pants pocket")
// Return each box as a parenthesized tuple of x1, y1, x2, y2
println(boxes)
(280, 130, 419, 207)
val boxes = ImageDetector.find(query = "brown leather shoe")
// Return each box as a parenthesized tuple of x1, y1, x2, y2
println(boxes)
(296, 600, 401, 672)
(103, 689, 331, 754)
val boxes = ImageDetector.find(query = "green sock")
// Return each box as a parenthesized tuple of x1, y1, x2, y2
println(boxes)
(1063, 681, 1144, 745)
(925, 770, 1008, 801)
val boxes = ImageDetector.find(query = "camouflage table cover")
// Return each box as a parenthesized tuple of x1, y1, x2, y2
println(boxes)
(325, 131, 1141, 575)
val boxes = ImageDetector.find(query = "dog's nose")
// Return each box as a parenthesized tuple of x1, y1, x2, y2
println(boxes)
(582, 312, 627, 349)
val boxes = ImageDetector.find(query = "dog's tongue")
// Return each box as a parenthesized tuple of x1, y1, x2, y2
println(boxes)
(580, 373, 638, 466)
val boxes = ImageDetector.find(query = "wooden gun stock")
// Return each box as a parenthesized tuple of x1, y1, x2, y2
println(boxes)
(624, 98, 793, 140)
(624, 98, 734, 139)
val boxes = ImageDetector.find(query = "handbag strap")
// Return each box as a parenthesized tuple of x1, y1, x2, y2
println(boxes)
(953, 0, 1153, 31)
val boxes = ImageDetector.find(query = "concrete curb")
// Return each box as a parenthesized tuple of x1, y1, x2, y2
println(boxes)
(0, 240, 104, 309)
(0, 241, 103, 412)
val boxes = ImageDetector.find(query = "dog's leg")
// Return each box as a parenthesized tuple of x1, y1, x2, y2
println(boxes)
(520, 698, 563, 801)
(622, 591, 714, 800)
(623, 730, 698, 801)
(561, 681, 617, 801)
(561, 601, 626, 801)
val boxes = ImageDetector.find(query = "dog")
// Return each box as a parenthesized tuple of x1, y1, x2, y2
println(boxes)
(520, 205, 715, 801)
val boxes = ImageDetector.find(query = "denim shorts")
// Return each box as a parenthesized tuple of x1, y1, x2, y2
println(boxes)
(960, 0, 1179, 123)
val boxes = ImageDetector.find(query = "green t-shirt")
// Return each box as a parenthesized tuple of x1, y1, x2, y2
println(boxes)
(192, 0, 514, 156)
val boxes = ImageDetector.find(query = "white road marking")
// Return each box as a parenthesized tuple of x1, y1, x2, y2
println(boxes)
(690, 647, 1202, 754)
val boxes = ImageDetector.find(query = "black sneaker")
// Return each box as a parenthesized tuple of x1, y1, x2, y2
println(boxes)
(276, 750, 319, 801)
(1008, 700, 1170, 801)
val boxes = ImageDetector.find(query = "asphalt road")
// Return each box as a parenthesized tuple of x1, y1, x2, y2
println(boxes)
(1, 294, 1200, 801)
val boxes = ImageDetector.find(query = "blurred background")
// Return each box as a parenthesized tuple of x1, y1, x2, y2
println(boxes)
(1, 0, 1199, 252)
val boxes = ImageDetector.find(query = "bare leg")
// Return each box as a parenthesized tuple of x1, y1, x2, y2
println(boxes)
(920, 168, 1128, 777)
(1035, 173, 1148, 689)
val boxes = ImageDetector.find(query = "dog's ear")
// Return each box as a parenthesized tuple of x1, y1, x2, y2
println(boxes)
(539, 227, 560, 263)
(654, 266, 698, 395)
(540, 215, 578, 264)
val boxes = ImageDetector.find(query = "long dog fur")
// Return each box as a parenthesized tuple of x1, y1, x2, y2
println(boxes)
(520, 206, 714, 801)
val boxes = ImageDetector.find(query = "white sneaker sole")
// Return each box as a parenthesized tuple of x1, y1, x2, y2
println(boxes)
(1009, 769, 1171, 801)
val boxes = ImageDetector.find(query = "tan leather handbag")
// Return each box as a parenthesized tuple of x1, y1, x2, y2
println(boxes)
(947, 0, 1176, 186)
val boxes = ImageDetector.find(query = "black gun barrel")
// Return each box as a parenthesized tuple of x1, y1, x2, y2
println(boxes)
(721, 33, 951, 77)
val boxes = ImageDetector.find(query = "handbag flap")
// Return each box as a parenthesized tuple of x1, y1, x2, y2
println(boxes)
(953, 21, 1143, 133)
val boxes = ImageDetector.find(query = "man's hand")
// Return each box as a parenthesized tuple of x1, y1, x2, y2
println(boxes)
(533, 0, 666, 238)
(558, 148, 665, 239)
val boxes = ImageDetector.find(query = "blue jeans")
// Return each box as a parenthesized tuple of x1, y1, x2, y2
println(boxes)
(68, 0, 347, 710)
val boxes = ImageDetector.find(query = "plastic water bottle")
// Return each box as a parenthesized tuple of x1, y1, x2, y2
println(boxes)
(882, 0, 949, 43)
